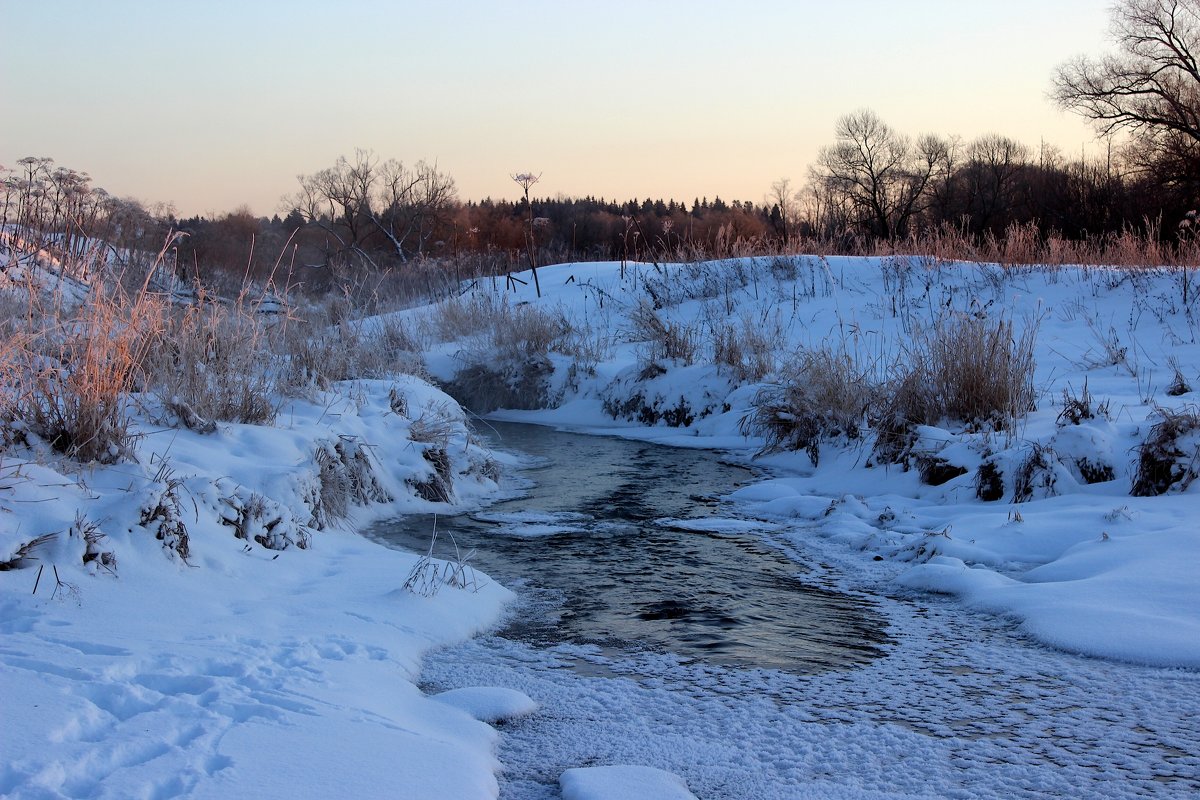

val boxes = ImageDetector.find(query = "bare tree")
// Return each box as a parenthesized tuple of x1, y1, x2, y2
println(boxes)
(371, 159, 457, 262)
(286, 149, 457, 271)
(1053, 0, 1200, 142)
(962, 134, 1032, 233)
(809, 110, 948, 240)
(768, 177, 800, 239)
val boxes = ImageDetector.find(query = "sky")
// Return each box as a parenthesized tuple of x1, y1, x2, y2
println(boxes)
(2, 0, 1116, 218)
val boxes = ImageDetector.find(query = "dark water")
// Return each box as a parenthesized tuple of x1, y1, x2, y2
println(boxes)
(371, 421, 889, 673)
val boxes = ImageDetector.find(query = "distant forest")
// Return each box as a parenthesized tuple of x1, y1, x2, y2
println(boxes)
(161, 123, 1194, 291)
(4, 115, 1195, 298)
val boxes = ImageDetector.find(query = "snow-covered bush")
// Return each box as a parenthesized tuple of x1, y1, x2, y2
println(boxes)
(2, 272, 164, 463)
(877, 314, 1037, 461)
(1132, 409, 1200, 496)
(218, 483, 311, 551)
(406, 407, 459, 503)
(741, 346, 878, 464)
(1012, 443, 1068, 503)
(310, 436, 394, 527)
(139, 469, 193, 561)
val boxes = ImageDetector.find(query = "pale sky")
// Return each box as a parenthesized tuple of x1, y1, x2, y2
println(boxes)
(2, 0, 1116, 218)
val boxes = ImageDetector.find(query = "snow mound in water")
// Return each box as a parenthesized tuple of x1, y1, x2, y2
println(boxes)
(433, 686, 538, 723)
(653, 517, 776, 534)
(471, 510, 593, 537)
(560, 765, 698, 800)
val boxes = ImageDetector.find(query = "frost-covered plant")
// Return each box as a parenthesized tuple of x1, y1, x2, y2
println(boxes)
(278, 312, 426, 396)
(4, 266, 165, 463)
(710, 313, 779, 383)
(145, 288, 277, 428)
(402, 519, 479, 597)
(429, 292, 503, 342)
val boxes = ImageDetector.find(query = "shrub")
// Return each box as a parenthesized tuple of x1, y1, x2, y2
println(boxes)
(878, 314, 1037, 460)
(145, 290, 277, 428)
(1132, 409, 1200, 496)
(741, 346, 878, 464)
(3, 271, 164, 463)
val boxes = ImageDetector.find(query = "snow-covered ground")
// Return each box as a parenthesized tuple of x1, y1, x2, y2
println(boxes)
(0, 379, 522, 798)
(424, 256, 1200, 670)
(3, 253, 1199, 799)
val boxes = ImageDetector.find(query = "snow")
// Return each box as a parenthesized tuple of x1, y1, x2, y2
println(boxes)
(434, 686, 539, 723)
(3, 253, 1200, 798)
(559, 765, 697, 800)
(471, 510, 593, 538)
(0, 379, 515, 799)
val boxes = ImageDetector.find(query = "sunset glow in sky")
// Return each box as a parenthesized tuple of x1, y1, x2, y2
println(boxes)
(3, 0, 1116, 217)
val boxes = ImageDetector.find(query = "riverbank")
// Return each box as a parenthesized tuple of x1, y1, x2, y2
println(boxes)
(0, 379, 518, 798)
(410, 418, 1199, 799)
(4, 254, 1200, 799)
(413, 256, 1200, 670)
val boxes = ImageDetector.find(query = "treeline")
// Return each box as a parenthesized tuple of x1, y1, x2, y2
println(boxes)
(4, 120, 1197, 299)
(170, 130, 1194, 290)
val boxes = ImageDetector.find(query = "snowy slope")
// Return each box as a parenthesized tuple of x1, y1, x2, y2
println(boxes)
(420, 255, 1200, 669)
(0, 379, 514, 798)
(3, 253, 1199, 800)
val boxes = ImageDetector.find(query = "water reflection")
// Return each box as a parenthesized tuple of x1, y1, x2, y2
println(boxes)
(371, 421, 889, 673)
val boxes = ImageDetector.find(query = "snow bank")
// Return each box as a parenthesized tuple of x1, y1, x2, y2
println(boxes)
(421, 256, 1200, 668)
(0, 377, 515, 798)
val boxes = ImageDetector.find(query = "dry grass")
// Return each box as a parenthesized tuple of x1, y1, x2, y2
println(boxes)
(2, 262, 165, 463)
(711, 314, 779, 383)
(145, 289, 278, 428)
(741, 346, 878, 464)
(887, 313, 1037, 432)
(630, 299, 698, 365)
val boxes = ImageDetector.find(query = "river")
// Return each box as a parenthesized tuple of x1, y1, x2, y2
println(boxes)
(370, 421, 1200, 799)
